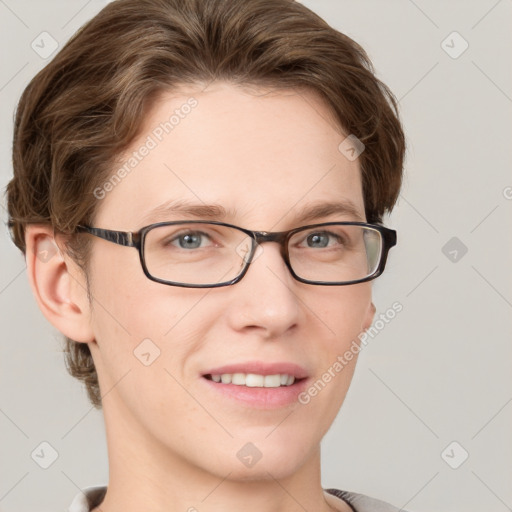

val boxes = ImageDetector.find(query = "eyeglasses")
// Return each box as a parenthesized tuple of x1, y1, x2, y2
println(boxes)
(75, 220, 396, 288)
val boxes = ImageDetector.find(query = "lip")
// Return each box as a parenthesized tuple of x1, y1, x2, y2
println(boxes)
(200, 361, 310, 410)
(202, 361, 309, 379)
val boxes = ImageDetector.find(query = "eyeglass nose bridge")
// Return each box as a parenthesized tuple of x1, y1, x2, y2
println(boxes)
(241, 229, 292, 268)
(252, 230, 289, 244)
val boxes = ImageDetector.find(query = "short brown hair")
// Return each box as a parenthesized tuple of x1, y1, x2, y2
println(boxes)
(6, 0, 405, 408)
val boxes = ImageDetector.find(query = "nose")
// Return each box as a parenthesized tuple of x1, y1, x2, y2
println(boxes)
(225, 241, 301, 339)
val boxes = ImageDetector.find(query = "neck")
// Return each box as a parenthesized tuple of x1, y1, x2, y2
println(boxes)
(92, 396, 347, 512)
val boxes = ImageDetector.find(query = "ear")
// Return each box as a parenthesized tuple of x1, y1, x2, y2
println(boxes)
(24, 225, 94, 343)
(362, 301, 376, 332)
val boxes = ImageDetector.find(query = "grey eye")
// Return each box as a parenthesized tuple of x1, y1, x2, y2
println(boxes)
(306, 233, 330, 248)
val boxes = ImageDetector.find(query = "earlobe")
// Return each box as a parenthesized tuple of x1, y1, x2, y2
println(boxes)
(25, 225, 95, 343)
(362, 301, 376, 332)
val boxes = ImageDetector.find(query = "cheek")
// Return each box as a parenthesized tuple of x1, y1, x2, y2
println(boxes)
(85, 254, 166, 371)
(87, 251, 223, 385)
(326, 286, 372, 390)
(88, 245, 184, 339)
(299, 285, 372, 426)
(312, 283, 373, 347)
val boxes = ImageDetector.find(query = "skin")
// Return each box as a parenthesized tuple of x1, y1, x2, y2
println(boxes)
(26, 81, 376, 512)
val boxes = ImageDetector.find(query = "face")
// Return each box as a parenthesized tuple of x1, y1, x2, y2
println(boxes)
(85, 81, 375, 481)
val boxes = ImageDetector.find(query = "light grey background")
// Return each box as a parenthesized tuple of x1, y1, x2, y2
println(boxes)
(1, 1, 511, 511)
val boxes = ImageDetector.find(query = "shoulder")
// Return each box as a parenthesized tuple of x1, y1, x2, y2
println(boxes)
(68, 485, 107, 512)
(70, 485, 409, 512)
(325, 488, 409, 512)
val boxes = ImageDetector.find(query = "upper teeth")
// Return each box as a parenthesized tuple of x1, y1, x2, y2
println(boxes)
(210, 373, 296, 387)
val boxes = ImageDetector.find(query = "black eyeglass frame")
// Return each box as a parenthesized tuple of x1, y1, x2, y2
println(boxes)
(75, 220, 397, 288)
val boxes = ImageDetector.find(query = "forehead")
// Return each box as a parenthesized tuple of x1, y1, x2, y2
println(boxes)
(95, 81, 365, 230)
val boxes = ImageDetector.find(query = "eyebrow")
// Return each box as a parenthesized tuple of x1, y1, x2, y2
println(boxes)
(295, 200, 365, 223)
(138, 198, 365, 228)
(138, 200, 230, 227)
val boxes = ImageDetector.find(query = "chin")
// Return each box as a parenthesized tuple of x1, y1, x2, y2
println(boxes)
(216, 437, 316, 482)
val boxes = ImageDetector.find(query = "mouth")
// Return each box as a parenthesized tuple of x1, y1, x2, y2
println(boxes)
(200, 362, 310, 409)
(203, 372, 306, 387)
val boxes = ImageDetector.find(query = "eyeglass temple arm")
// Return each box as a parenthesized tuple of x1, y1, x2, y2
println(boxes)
(76, 226, 140, 248)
